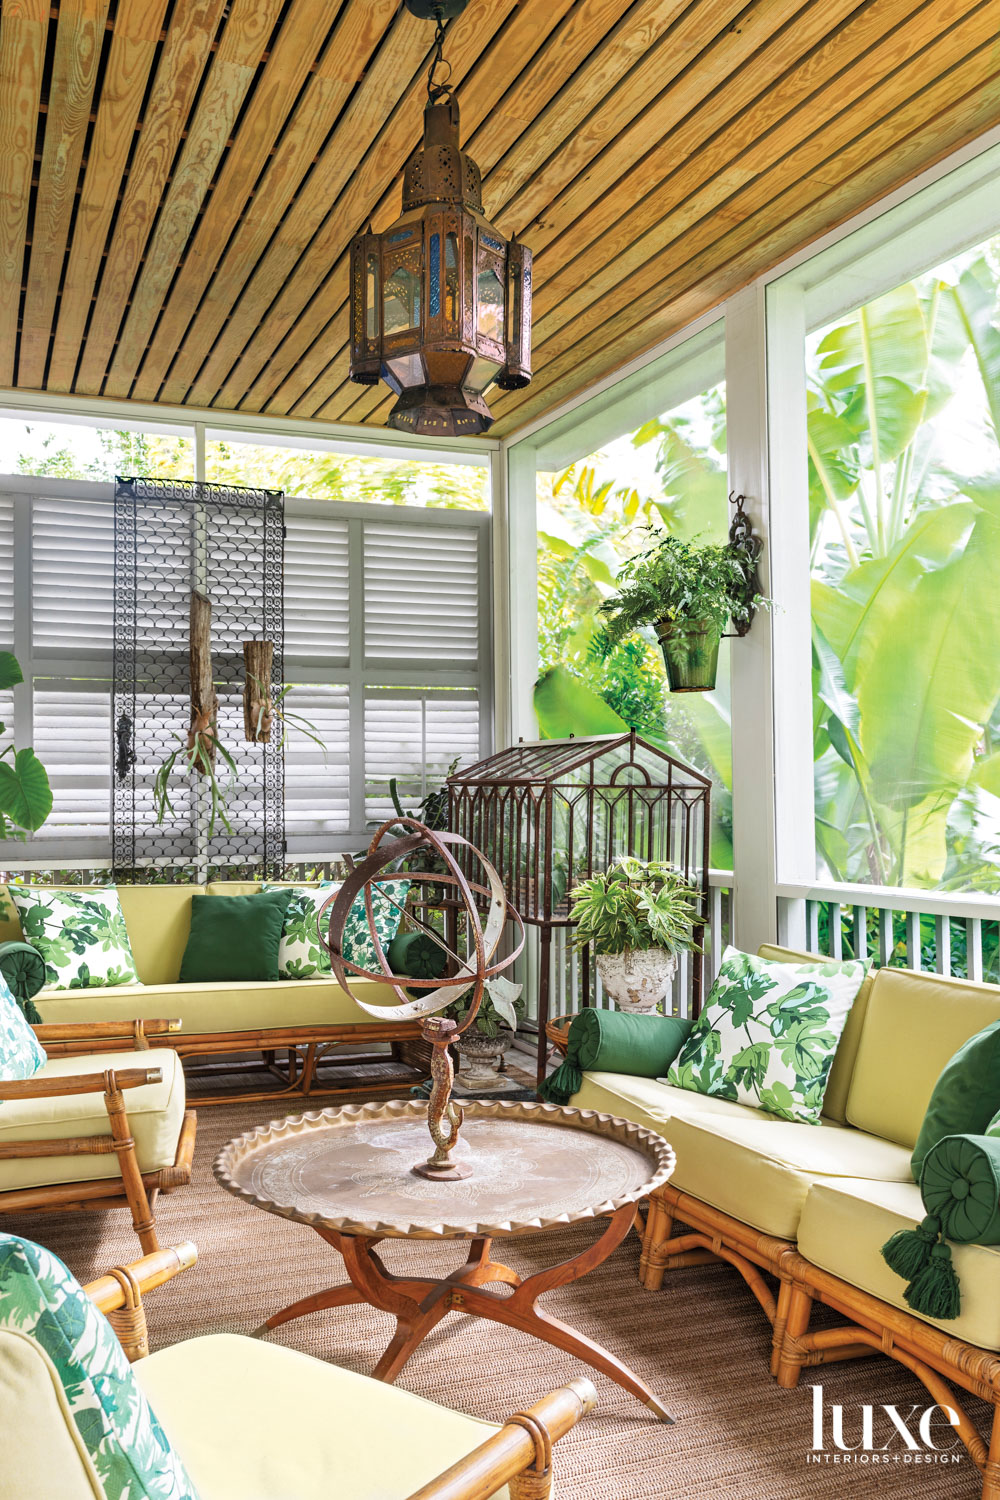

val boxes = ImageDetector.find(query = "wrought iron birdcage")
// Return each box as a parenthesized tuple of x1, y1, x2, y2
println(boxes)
(448, 731, 711, 1084)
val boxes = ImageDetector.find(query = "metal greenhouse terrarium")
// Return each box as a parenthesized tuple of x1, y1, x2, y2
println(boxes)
(448, 732, 711, 1083)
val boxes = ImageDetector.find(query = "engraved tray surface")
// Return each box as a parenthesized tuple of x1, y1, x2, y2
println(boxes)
(214, 1100, 676, 1239)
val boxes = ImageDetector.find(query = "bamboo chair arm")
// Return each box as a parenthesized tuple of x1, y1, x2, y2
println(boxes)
(0, 1067, 161, 1100)
(84, 1242, 198, 1314)
(32, 1018, 182, 1049)
(404, 1378, 596, 1500)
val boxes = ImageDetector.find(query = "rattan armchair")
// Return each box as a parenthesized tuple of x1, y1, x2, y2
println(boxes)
(1, 1233, 595, 1500)
(0, 1016, 196, 1253)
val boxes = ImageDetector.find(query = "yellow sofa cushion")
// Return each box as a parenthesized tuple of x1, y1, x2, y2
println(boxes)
(0, 1330, 103, 1499)
(757, 944, 875, 1124)
(0, 1049, 185, 1194)
(845, 967, 1000, 1148)
(34, 977, 409, 1036)
(664, 1112, 913, 1240)
(571, 1072, 782, 1133)
(0, 884, 206, 986)
(798, 1176, 1000, 1351)
(134, 1333, 511, 1500)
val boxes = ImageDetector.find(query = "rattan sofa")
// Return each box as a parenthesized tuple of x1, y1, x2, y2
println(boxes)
(0, 882, 425, 1105)
(565, 947, 1000, 1499)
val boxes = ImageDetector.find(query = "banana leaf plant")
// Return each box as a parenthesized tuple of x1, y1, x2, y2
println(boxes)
(0, 654, 52, 841)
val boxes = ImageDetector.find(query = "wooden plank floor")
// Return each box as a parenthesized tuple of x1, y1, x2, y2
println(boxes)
(0, 0, 998, 435)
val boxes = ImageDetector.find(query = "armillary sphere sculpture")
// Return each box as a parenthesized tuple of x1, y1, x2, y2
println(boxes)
(318, 819, 524, 1182)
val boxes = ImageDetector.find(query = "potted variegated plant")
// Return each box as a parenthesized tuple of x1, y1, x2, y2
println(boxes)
(569, 856, 701, 1014)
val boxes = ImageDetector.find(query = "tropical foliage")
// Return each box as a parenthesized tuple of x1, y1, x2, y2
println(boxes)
(0, 653, 52, 841)
(808, 242, 1000, 889)
(534, 384, 735, 868)
(569, 856, 701, 956)
(600, 533, 758, 640)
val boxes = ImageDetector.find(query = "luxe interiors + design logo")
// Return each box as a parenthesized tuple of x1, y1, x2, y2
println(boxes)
(808, 1384, 965, 1467)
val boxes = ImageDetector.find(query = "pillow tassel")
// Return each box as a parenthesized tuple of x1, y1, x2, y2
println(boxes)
(538, 1059, 583, 1106)
(881, 1214, 941, 1282)
(904, 1240, 961, 1320)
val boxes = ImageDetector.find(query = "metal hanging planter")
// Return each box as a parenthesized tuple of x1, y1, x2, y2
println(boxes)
(655, 493, 763, 694)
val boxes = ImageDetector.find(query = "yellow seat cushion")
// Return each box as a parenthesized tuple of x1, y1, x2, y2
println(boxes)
(0, 1049, 185, 1193)
(0, 1330, 104, 1499)
(845, 967, 1000, 1147)
(798, 1177, 1000, 1350)
(134, 1333, 511, 1500)
(664, 1113, 913, 1240)
(34, 977, 409, 1036)
(570, 1072, 781, 1133)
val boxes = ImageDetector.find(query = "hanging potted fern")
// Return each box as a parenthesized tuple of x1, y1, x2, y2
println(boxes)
(599, 533, 763, 691)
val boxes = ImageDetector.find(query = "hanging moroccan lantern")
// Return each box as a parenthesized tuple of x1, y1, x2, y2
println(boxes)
(348, 0, 532, 437)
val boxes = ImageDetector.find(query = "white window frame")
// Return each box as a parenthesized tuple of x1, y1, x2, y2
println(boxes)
(0, 406, 496, 866)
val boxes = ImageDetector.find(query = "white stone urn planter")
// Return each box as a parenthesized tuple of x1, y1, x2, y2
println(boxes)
(595, 948, 678, 1014)
(457, 1029, 511, 1085)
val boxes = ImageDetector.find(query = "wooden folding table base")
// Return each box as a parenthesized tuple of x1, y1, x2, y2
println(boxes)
(259, 1203, 672, 1421)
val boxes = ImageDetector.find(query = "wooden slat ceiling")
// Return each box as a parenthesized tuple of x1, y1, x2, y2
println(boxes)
(2, 0, 999, 440)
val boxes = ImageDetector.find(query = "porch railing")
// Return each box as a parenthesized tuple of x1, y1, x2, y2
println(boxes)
(777, 881, 1000, 984)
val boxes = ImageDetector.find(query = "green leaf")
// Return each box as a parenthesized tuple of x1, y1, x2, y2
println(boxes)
(0, 748, 52, 832)
(0, 652, 24, 692)
(950, 261, 1000, 441)
(533, 665, 629, 739)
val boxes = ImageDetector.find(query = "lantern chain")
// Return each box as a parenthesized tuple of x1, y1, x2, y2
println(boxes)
(426, 11, 453, 101)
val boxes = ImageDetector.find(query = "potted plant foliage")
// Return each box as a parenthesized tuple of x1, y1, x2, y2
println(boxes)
(569, 856, 701, 1014)
(0, 653, 52, 840)
(599, 533, 761, 691)
(444, 978, 525, 1085)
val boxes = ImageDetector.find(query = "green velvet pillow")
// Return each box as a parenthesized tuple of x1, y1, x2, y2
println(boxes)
(910, 1019, 1000, 1177)
(539, 1008, 693, 1106)
(179, 890, 292, 983)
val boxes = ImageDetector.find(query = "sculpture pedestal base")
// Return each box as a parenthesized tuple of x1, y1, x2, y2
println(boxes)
(411, 1158, 473, 1181)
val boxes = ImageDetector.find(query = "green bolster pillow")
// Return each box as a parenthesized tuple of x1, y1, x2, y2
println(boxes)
(386, 929, 449, 981)
(881, 1133, 1000, 1320)
(539, 1008, 693, 1106)
(0, 941, 46, 1022)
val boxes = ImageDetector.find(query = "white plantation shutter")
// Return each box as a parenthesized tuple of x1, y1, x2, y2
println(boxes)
(285, 512, 350, 662)
(363, 521, 480, 663)
(0, 476, 491, 864)
(364, 690, 481, 823)
(32, 495, 115, 661)
(0, 492, 14, 757)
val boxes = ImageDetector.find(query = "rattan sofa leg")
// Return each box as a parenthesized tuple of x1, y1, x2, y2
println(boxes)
(103, 1069, 159, 1254)
(984, 1405, 1000, 1500)
(773, 1280, 814, 1389)
(638, 1189, 673, 1290)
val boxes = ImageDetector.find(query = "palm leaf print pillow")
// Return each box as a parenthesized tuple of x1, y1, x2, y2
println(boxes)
(666, 945, 868, 1124)
(9, 887, 141, 991)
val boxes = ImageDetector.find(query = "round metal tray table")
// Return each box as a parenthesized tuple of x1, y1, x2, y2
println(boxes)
(215, 1099, 676, 1419)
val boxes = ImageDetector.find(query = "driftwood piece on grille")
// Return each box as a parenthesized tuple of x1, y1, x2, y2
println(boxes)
(188, 589, 217, 770)
(242, 639, 274, 743)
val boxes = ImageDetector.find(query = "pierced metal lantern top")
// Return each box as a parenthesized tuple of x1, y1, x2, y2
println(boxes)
(348, 12, 532, 437)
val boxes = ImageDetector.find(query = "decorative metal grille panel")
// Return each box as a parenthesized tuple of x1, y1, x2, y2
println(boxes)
(112, 476, 284, 878)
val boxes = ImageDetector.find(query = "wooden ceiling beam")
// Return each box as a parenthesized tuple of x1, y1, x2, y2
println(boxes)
(528, 0, 987, 356)
(490, 39, 1000, 433)
(0, 0, 49, 385)
(45, 0, 169, 391)
(102, 0, 286, 399)
(17, 0, 109, 390)
(74, 0, 229, 395)
(197, 0, 524, 412)
(140, 0, 395, 406)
